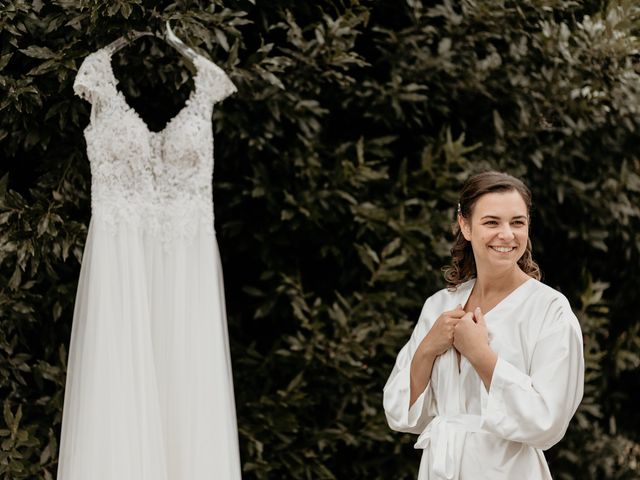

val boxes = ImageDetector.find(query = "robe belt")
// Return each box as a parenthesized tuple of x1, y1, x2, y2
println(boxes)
(414, 414, 484, 480)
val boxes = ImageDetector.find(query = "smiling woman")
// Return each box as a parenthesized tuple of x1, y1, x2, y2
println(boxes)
(446, 171, 541, 288)
(382, 171, 585, 480)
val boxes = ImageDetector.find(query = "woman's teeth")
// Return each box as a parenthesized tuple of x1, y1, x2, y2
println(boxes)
(490, 246, 515, 253)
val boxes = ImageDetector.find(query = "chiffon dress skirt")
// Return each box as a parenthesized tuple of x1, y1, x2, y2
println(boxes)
(56, 42, 242, 480)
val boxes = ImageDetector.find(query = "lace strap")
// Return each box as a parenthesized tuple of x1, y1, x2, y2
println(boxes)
(74, 46, 236, 111)
(165, 22, 236, 102)
(194, 56, 237, 105)
(73, 50, 113, 105)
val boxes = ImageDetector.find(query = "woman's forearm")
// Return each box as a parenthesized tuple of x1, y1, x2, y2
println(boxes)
(409, 348, 437, 407)
(467, 343, 497, 392)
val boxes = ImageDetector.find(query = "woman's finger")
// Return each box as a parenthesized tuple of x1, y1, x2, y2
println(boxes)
(448, 305, 467, 318)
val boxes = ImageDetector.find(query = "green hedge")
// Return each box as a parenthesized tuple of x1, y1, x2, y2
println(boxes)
(1, 1, 639, 478)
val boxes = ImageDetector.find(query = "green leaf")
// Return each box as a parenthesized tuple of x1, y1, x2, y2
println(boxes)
(19, 46, 57, 59)
(214, 28, 229, 51)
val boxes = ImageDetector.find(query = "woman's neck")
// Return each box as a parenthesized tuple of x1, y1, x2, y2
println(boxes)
(473, 266, 529, 298)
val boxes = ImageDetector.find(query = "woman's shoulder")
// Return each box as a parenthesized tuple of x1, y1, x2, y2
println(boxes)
(526, 278, 573, 308)
(526, 279, 582, 333)
(420, 279, 475, 313)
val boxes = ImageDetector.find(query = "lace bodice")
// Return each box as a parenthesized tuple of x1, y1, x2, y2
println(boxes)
(73, 46, 236, 243)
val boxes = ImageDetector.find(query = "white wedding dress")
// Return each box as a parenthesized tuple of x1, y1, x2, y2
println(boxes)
(57, 40, 241, 480)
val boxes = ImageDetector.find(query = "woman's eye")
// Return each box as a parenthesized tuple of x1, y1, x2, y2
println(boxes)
(485, 221, 498, 225)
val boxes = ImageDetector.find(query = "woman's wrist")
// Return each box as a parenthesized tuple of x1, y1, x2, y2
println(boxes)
(417, 345, 439, 363)
(467, 343, 497, 388)
(466, 342, 492, 365)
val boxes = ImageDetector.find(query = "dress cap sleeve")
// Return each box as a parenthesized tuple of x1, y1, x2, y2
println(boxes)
(73, 50, 111, 104)
(196, 57, 237, 104)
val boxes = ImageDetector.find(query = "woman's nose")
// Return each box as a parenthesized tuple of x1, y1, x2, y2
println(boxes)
(498, 223, 515, 240)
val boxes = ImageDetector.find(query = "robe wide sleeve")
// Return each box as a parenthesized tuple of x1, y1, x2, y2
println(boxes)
(383, 298, 438, 435)
(480, 296, 584, 450)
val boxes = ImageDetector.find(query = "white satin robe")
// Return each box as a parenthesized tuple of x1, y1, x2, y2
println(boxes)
(383, 278, 584, 480)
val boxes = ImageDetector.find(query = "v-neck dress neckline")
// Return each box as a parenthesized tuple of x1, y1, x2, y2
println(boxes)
(104, 48, 203, 136)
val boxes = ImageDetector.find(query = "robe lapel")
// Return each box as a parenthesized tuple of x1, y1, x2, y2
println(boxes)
(455, 281, 475, 392)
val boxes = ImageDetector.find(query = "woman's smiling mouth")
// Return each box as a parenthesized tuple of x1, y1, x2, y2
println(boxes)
(490, 246, 516, 253)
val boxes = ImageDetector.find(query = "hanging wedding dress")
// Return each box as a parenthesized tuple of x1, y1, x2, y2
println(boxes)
(57, 31, 241, 480)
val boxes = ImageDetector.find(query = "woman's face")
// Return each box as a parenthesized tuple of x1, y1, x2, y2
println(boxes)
(458, 190, 529, 275)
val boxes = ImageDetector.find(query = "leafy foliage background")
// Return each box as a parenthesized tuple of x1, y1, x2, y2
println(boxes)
(1, 0, 639, 478)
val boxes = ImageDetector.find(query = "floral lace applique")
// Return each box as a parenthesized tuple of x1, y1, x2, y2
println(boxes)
(73, 47, 236, 246)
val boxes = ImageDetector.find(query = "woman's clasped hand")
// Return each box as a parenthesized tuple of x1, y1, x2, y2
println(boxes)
(420, 305, 489, 364)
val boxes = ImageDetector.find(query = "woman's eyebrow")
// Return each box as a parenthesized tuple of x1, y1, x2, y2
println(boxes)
(480, 215, 528, 220)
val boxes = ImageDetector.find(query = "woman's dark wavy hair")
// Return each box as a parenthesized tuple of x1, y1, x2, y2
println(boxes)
(442, 171, 541, 289)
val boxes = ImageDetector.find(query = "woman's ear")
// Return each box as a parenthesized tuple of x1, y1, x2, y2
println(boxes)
(458, 214, 471, 241)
